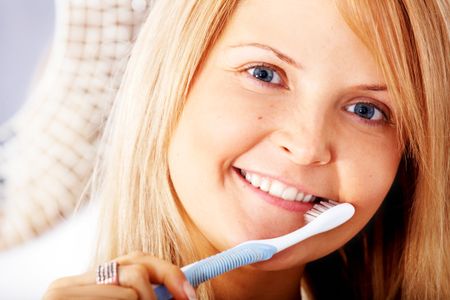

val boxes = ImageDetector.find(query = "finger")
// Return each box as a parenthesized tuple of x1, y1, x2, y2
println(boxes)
(47, 269, 151, 300)
(47, 271, 96, 288)
(117, 254, 192, 299)
(44, 284, 138, 300)
(54, 265, 154, 300)
(117, 264, 155, 300)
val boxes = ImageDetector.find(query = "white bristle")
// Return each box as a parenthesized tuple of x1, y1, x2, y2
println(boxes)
(304, 214, 315, 223)
(314, 204, 328, 213)
(308, 209, 321, 217)
(304, 200, 337, 223)
(320, 201, 335, 209)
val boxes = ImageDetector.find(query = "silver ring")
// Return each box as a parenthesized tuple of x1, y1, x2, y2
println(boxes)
(96, 261, 119, 285)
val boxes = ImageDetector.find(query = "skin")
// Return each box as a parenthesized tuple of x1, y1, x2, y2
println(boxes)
(169, 0, 402, 298)
(44, 0, 402, 299)
(43, 251, 196, 300)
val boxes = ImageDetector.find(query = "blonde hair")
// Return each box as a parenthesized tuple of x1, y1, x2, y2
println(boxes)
(92, 0, 449, 299)
(92, 1, 238, 298)
(305, 1, 449, 299)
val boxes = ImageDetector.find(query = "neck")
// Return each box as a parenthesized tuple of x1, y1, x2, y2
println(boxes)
(211, 264, 304, 300)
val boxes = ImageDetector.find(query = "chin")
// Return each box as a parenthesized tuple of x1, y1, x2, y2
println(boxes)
(250, 250, 310, 271)
(240, 232, 340, 272)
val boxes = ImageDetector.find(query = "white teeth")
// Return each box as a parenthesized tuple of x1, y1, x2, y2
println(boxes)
(250, 174, 261, 187)
(259, 178, 271, 192)
(281, 187, 297, 201)
(303, 194, 314, 202)
(268, 181, 285, 198)
(245, 173, 252, 182)
(240, 169, 319, 203)
(296, 191, 304, 201)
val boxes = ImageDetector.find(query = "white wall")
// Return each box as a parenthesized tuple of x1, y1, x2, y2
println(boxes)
(0, 0, 54, 124)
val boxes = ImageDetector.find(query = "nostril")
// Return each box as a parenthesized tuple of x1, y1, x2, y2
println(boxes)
(281, 146, 290, 153)
(280, 143, 332, 166)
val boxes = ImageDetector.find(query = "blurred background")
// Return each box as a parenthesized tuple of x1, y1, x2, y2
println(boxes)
(0, 0, 150, 298)
(0, 0, 54, 124)
(0, 2, 90, 298)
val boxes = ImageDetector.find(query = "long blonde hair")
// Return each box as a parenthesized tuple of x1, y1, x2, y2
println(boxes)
(93, 1, 238, 298)
(92, 0, 449, 299)
(305, 1, 449, 299)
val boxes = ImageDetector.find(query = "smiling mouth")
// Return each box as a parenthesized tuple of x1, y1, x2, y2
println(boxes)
(235, 168, 328, 204)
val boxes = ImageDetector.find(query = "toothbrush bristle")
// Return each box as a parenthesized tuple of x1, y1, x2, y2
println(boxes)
(304, 200, 338, 223)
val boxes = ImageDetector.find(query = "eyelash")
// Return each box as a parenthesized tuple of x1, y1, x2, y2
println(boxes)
(239, 63, 393, 127)
(344, 101, 392, 127)
(241, 63, 288, 89)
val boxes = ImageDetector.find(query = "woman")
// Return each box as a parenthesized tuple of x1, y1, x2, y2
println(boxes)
(44, 0, 449, 299)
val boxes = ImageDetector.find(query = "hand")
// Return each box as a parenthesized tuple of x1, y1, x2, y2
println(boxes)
(43, 251, 197, 300)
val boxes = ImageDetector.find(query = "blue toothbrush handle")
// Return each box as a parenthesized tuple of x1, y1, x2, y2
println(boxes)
(153, 284, 172, 299)
(153, 242, 277, 299)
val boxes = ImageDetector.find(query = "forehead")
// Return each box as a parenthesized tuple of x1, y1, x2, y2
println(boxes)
(212, 0, 382, 83)
(227, 0, 345, 49)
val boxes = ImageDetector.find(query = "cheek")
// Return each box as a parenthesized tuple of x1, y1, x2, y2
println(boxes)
(174, 77, 271, 169)
(337, 133, 401, 222)
(167, 73, 272, 244)
(273, 145, 403, 268)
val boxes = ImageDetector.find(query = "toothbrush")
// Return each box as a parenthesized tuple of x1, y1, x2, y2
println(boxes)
(154, 200, 355, 299)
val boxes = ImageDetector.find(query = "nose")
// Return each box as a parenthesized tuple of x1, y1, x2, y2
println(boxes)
(270, 118, 332, 166)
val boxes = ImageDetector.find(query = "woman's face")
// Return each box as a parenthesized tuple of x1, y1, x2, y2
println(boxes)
(168, 0, 402, 269)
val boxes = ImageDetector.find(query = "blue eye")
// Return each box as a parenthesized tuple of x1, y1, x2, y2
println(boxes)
(346, 102, 385, 121)
(247, 66, 283, 85)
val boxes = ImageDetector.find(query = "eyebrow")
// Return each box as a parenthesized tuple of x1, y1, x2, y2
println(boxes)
(355, 84, 388, 91)
(229, 42, 302, 69)
(228, 43, 388, 91)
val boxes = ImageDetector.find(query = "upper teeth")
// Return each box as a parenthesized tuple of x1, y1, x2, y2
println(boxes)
(241, 169, 316, 203)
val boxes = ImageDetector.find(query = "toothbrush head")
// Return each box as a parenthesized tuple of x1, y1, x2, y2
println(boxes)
(256, 200, 355, 252)
(304, 199, 339, 223)
(304, 200, 355, 232)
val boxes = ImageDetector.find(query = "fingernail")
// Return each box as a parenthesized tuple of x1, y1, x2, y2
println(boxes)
(183, 281, 197, 300)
